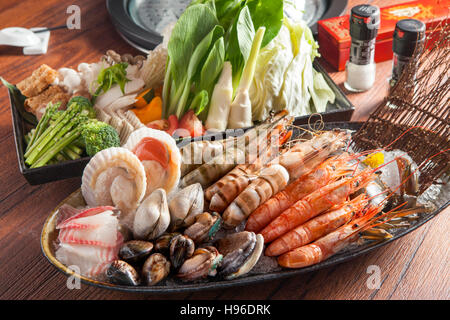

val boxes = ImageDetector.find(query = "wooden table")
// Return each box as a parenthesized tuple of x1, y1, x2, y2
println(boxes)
(0, 0, 448, 300)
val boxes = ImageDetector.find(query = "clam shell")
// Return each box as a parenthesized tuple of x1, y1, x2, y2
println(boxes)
(124, 127, 181, 196)
(168, 183, 204, 230)
(142, 253, 171, 286)
(133, 188, 170, 240)
(106, 260, 140, 286)
(170, 234, 195, 269)
(119, 240, 154, 263)
(177, 246, 222, 281)
(81, 147, 146, 219)
(154, 232, 180, 254)
(217, 231, 260, 278)
(225, 234, 263, 280)
(184, 212, 222, 245)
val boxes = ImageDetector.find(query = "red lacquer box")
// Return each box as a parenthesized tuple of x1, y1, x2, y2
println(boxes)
(317, 0, 450, 71)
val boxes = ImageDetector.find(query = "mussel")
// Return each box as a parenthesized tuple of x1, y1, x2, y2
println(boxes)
(169, 234, 195, 269)
(184, 212, 222, 245)
(216, 231, 264, 280)
(142, 253, 171, 285)
(177, 246, 223, 281)
(119, 240, 153, 263)
(168, 183, 204, 230)
(106, 260, 140, 286)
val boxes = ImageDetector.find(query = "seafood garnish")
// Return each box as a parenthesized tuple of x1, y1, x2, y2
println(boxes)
(81, 147, 147, 219)
(106, 260, 140, 286)
(177, 247, 223, 281)
(124, 127, 181, 196)
(142, 253, 171, 285)
(168, 183, 204, 231)
(133, 188, 170, 240)
(52, 123, 442, 284)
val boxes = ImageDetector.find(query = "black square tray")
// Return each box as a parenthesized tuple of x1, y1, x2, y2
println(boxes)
(7, 82, 90, 185)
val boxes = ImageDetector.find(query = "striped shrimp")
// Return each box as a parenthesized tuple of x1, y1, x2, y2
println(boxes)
(245, 153, 354, 233)
(259, 168, 377, 243)
(222, 129, 351, 228)
(206, 121, 293, 212)
(179, 138, 234, 177)
(265, 194, 369, 256)
(179, 112, 290, 189)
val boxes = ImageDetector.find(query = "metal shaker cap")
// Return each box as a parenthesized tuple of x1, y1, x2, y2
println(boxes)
(350, 5, 380, 41)
(393, 19, 426, 57)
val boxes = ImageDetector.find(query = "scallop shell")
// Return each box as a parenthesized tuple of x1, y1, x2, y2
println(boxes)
(81, 147, 146, 219)
(124, 127, 181, 196)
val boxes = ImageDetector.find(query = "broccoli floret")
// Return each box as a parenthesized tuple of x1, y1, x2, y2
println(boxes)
(68, 96, 96, 119)
(80, 120, 120, 156)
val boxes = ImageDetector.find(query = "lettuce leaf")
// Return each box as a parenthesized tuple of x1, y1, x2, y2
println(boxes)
(250, 17, 335, 121)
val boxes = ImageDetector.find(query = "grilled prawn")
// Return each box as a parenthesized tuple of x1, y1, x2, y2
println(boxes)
(245, 153, 353, 233)
(265, 194, 369, 256)
(260, 168, 377, 243)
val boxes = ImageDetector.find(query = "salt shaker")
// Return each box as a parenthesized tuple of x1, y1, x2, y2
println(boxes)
(344, 4, 380, 92)
(390, 19, 426, 88)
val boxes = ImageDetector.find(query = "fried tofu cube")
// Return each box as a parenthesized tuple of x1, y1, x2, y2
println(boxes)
(24, 85, 70, 114)
(16, 64, 58, 97)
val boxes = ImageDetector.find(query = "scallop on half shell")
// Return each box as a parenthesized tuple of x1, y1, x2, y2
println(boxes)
(81, 147, 147, 219)
(124, 127, 181, 197)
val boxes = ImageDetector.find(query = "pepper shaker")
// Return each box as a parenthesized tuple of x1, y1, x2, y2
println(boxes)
(344, 4, 380, 92)
(390, 19, 426, 88)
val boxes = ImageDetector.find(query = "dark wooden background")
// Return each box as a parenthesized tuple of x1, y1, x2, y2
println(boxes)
(0, 0, 448, 300)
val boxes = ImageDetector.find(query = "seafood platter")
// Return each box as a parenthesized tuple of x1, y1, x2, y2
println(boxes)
(40, 119, 450, 292)
(3, 0, 448, 293)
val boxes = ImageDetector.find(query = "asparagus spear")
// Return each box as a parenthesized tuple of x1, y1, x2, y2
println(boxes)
(31, 128, 82, 168)
(28, 114, 87, 165)
(26, 103, 58, 152)
(25, 104, 81, 165)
